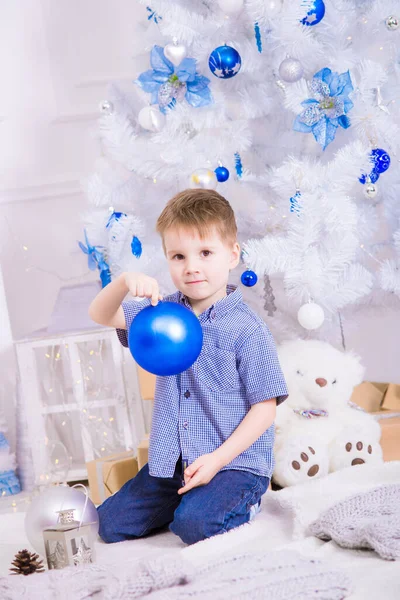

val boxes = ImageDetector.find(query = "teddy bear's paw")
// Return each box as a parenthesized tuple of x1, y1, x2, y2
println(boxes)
(330, 437, 383, 472)
(273, 441, 329, 487)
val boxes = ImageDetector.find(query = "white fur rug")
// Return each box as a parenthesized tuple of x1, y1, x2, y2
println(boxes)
(1, 462, 400, 599)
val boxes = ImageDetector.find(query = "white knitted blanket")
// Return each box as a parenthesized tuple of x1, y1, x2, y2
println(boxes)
(0, 549, 352, 600)
(308, 484, 400, 560)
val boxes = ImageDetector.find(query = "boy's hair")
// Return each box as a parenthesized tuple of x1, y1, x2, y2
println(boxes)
(156, 189, 237, 248)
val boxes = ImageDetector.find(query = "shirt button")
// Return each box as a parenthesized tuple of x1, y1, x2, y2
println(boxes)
(183, 421, 189, 429)
(211, 310, 216, 320)
(184, 390, 190, 399)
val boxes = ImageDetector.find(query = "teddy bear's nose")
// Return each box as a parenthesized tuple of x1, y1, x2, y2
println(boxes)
(316, 378, 327, 387)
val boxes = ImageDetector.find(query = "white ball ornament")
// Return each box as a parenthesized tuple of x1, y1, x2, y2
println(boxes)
(189, 168, 218, 190)
(138, 106, 166, 132)
(278, 58, 304, 83)
(297, 303, 325, 330)
(164, 40, 188, 67)
(363, 182, 378, 200)
(385, 15, 399, 31)
(218, 0, 244, 14)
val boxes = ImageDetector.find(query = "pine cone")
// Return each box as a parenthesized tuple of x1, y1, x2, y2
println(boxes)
(10, 549, 45, 576)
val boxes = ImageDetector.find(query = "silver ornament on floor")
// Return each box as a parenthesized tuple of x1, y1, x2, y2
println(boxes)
(218, 0, 244, 14)
(189, 168, 218, 190)
(385, 15, 399, 30)
(278, 58, 304, 83)
(99, 100, 113, 115)
(164, 40, 188, 67)
(363, 182, 378, 199)
(138, 106, 166, 132)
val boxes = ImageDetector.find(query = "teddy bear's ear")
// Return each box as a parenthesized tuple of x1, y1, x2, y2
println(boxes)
(343, 350, 365, 387)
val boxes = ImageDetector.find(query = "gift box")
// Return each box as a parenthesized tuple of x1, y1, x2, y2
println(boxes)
(137, 434, 150, 471)
(350, 382, 400, 462)
(86, 451, 138, 505)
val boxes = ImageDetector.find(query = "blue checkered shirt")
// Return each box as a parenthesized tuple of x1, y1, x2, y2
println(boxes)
(117, 285, 288, 478)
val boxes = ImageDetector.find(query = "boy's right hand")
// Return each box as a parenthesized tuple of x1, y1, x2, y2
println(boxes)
(124, 272, 163, 306)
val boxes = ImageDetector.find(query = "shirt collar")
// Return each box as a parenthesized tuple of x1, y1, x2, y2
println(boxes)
(178, 284, 242, 321)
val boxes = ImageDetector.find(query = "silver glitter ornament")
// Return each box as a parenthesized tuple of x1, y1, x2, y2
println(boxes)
(385, 15, 399, 30)
(99, 100, 113, 114)
(158, 77, 187, 109)
(363, 182, 378, 199)
(164, 40, 188, 67)
(189, 168, 218, 190)
(278, 57, 304, 83)
(263, 274, 277, 316)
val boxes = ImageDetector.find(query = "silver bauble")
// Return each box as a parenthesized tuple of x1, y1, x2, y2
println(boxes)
(297, 303, 325, 330)
(189, 168, 218, 190)
(278, 58, 304, 83)
(164, 42, 188, 67)
(25, 485, 99, 558)
(138, 106, 166, 132)
(364, 182, 378, 199)
(218, 0, 244, 14)
(385, 15, 399, 30)
(99, 100, 113, 114)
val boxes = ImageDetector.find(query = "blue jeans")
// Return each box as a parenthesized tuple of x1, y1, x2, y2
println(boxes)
(98, 456, 269, 545)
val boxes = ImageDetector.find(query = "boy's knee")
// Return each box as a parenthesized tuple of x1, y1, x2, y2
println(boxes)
(170, 506, 224, 545)
(97, 501, 129, 543)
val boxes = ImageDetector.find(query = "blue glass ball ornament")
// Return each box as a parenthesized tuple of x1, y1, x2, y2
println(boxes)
(128, 302, 203, 376)
(359, 170, 379, 185)
(241, 270, 258, 287)
(371, 148, 391, 174)
(215, 166, 230, 182)
(209, 45, 242, 79)
(300, 0, 325, 27)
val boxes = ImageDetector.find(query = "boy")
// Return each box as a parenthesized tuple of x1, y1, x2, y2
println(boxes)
(89, 189, 288, 545)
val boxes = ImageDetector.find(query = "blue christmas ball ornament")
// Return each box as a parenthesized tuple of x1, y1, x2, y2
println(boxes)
(359, 170, 379, 185)
(128, 302, 203, 376)
(371, 148, 391, 174)
(241, 270, 258, 287)
(215, 166, 230, 182)
(209, 45, 242, 79)
(300, 0, 325, 26)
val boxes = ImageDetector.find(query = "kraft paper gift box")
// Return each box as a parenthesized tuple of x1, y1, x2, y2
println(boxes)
(350, 382, 400, 462)
(86, 450, 138, 505)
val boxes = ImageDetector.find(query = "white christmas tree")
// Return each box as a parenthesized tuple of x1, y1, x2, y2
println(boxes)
(81, 0, 400, 344)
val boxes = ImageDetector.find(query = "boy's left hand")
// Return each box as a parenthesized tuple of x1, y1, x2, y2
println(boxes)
(178, 453, 223, 495)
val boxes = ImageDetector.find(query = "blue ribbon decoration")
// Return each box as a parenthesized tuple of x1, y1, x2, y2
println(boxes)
(234, 152, 243, 178)
(106, 211, 126, 229)
(131, 235, 143, 258)
(293, 68, 353, 150)
(136, 45, 212, 113)
(78, 230, 107, 271)
(78, 230, 111, 287)
(146, 6, 162, 23)
(254, 23, 262, 53)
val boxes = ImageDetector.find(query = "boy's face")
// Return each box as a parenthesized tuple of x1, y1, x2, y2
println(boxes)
(164, 226, 240, 311)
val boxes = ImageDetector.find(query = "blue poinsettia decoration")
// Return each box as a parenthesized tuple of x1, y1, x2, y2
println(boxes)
(293, 68, 354, 150)
(136, 45, 212, 113)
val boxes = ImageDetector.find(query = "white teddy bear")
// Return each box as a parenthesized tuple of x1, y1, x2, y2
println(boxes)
(273, 339, 383, 488)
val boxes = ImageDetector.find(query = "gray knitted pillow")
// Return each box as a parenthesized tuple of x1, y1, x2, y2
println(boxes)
(308, 484, 400, 560)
